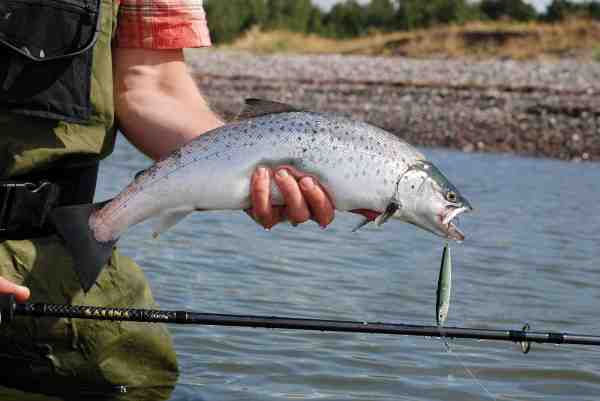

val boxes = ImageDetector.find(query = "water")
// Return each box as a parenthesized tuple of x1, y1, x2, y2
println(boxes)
(96, 136, 600, 401)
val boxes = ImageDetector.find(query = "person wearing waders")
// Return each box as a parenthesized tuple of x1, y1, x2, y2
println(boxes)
(0, 1, 334, 398)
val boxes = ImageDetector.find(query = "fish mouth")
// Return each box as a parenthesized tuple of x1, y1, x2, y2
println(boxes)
(440, 206, 471, 241)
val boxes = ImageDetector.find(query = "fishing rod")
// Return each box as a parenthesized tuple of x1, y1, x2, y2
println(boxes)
(2, 295, 599, 353)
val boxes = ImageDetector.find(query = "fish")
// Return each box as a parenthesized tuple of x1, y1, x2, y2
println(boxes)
(436, 243, 452, 327)
(50, 99, 473, 292)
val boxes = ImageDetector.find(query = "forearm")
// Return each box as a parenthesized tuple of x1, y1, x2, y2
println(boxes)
(113, 48, 224, 161)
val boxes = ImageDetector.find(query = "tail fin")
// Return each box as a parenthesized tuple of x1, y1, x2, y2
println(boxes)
(50, 201, 117, 293)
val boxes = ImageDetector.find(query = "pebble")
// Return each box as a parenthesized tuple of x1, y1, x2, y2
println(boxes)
(188, 50, 600, 162)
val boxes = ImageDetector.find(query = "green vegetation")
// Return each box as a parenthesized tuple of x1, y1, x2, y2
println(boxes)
(203, 0, 600, 44)
(594, 46, 600, 62)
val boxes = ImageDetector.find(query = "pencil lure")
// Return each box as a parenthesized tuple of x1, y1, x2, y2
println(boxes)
(436, 243, 452, 327)
(434, 244, 498, 400)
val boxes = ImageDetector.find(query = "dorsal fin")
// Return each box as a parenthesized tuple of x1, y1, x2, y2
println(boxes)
(236, 98, 303, 120)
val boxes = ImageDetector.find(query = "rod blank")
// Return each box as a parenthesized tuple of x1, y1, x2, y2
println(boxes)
(1, 297, 599, 350)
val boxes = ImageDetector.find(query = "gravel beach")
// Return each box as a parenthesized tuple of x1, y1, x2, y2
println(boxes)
(188, 50, 600, 161)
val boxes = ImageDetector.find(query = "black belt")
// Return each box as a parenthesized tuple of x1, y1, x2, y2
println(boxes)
(0, 162, 98, 239)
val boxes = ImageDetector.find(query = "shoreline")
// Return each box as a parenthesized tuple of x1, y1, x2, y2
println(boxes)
(189, 50, 600, 162)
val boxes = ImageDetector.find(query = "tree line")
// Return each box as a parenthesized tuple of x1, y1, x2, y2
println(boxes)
(203, 0, 600, 43)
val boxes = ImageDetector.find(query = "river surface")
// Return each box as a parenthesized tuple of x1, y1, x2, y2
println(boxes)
(96, 135, 600, 401)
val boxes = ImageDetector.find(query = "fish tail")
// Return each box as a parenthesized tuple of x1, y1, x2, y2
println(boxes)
(50, 201, 117, 293)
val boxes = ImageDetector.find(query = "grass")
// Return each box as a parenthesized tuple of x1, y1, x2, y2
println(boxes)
(223, 18, 600, 61)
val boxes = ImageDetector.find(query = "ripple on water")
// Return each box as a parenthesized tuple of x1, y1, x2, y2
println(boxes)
(92, 138, 600, 401)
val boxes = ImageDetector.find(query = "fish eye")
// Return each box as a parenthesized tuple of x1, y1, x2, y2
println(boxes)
(446, 191, 458, 203)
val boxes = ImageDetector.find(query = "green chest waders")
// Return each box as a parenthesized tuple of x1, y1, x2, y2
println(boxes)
(0, 1, 178, 398)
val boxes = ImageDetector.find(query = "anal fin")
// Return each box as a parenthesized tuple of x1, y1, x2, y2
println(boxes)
(152, 208, 193, 238)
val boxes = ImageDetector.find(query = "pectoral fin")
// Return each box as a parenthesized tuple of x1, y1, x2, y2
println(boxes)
(152, 208, 193, 238)
(352, 218, 371, 232)
(375, 201, 401, 227)
(350, 209, 381, 232)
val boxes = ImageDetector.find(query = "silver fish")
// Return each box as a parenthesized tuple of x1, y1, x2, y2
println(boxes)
(51, 99, 473, 291)
(436, 243, 452, 327)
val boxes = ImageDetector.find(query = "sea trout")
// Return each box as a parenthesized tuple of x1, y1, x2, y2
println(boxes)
(51, 99, 473, 291)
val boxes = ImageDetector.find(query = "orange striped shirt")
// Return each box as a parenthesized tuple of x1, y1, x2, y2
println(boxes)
(115, 0, 212, 49)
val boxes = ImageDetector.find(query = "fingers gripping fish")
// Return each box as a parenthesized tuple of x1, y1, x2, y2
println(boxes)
(50, 99, 473, 292)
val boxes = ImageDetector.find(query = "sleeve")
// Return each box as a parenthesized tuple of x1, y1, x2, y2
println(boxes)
(115, 0, 212, 49)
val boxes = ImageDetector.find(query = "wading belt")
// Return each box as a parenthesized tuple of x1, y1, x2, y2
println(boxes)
(0, 162, 98, 239)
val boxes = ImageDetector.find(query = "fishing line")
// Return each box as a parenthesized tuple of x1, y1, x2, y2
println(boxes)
(438, 328, 499, 401)
(436, 242, 498, 401)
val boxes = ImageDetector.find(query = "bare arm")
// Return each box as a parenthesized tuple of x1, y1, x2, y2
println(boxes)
(113, 48, 224, 160)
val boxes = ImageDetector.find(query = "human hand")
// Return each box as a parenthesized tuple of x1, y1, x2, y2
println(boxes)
(0, 277, 30, 302)
(248, 166, 335, 230)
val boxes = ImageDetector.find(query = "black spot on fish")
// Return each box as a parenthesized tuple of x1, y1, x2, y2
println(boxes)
(302, 148, 308, 153)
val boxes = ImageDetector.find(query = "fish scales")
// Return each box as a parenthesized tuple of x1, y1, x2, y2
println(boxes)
(91, 112, 424, 242)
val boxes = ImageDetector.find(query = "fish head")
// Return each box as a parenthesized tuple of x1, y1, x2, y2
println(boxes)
(394, 160, 472, 241)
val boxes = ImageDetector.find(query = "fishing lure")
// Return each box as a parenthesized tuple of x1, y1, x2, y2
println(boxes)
(436, 243, 452, 326)
(435, 243, 498, 401)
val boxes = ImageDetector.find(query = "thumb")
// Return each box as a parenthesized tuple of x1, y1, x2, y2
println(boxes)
(0, 277, 30, 302)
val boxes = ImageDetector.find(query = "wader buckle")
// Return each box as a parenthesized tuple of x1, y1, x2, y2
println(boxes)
(0, 180, 60, 237)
